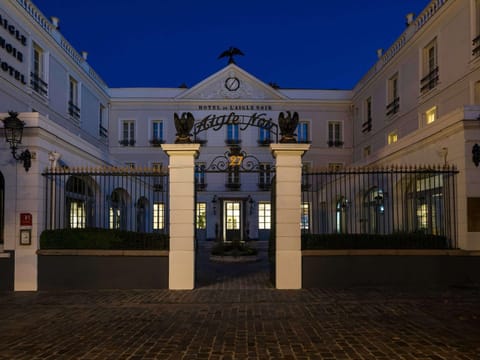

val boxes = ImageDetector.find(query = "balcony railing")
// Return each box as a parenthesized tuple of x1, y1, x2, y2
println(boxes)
(119, 139, 135, 146)
(225, 182, 241, 190)
(225, 139, 241, 145)
(149, 138, 165, 147)
(386, 97, 400, 116)
(473, 35, 480, 57)
(68, 101, 81, 120)
(258, 183, 272, 190)
(30, 72, 48, 96)
(99, 125, 108, 138)
(257, 139, 273, 147)
(420, 67, 439, 94)
(327, 140, 344, 148)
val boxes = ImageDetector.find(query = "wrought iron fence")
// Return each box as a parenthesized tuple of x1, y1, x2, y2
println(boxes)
(43, 167, 169, 234)
(301, 165, 458, 249)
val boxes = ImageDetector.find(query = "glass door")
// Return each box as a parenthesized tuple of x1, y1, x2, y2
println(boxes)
(224, 200, 242, 242)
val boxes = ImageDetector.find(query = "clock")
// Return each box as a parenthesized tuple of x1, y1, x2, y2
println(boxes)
(225, 77, 240, 91)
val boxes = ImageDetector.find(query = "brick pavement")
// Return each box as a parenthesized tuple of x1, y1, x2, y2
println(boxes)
(0, 242, 478, 359)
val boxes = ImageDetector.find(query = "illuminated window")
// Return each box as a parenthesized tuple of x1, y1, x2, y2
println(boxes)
(328, 163, 344, 171)
(301, 202, 310, 230)
(297, 122, 309, 143)
(388, 131, 398, 144)
(125, 162, 135, 169)
(69, 200, 85, 229)
(426, 106, 437, 124)
(66, 176, 93, 229)
(226, 202, 240, 230)
(153, 202, 165, 230)
(109, 208, 120, 229)
(152, 163, 163, 172)
(196, 202, 206, 230)
(258, 202, 271, 230)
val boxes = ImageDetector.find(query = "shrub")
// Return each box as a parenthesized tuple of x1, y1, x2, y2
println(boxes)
(301, 232, 451, 250)
(40, 228, 169, 250)
(211, 241, 258, 257)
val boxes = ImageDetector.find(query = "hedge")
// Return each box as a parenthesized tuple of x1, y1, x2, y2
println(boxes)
(301, 233, 451, 250)
(40, 228, 169, 250)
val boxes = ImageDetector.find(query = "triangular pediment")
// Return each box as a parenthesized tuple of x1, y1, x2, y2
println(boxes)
(176, 64, 287, 100)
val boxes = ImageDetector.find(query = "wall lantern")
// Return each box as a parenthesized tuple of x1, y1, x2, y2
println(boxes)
(2, 111, 31, 171)
(473, 143, 480, 167)
(211, 195, 217, 215)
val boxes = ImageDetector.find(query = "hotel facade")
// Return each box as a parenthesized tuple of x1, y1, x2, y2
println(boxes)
(0, 0, 479, 290)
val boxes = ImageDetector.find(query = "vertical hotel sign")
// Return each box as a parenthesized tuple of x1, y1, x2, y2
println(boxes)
(0, 9, 27, 86)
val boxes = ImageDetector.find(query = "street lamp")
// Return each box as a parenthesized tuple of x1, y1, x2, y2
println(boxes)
(2, 111, 31, 171)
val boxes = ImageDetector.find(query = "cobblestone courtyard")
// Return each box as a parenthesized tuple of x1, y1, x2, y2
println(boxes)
(0, 243, 479, 359)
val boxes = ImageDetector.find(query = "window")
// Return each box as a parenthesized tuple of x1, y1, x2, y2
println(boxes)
(258, 127, 271, 145)
(226, 124, 240, 144)
(195, 163, 206, 190)
(258, 163, 272, 189)
(68, 76, 80, 121)
(328, 121, 343, 147)
(66, 176, 93, 229)
(226, 166, 240, 189)
(297, 122, 309, 143)
(364, 188, 385, 234)
(421, 39, 439, 93)
(150, 120, 164, 145)
(153, 202, 165, 230)
(386, 73, 399, 116)
(109, 189, 128, 230)
(425, 106, 437, 124)
(152, 162, 163, 172)
(258, 202, 271, 230)
(302, 163, 311, 190)
(31, 43, 48, 95)
(301, 202, 310, 230)
(336, 197, 348, 233)
(388, 131, 398, 145)
(196, 203, 206, 230)
(99, 104, 108, 138)
(362, 97, 372, 133)
(125, 162, 135, 169)
(121, 120, 135, 146)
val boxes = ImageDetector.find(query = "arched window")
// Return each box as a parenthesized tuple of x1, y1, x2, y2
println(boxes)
(364, 187, 385, 234)
(66, 176, 94, 228)
(136, 197, 149, 233)
(0, 172, 4, 244)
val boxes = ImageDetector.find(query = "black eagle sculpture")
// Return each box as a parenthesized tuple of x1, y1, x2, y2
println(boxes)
(218, 47, 244, 64)
(174, 112, 195, 144)
(278, 111, 299, 143)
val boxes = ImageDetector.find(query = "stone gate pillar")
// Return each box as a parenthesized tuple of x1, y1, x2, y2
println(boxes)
(271, 143, 310, 289)
(162, 144, 200, 290)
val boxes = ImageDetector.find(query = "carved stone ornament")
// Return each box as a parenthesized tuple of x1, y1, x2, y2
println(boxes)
(278, 111, 299, 143)
(174, 112, 195, 144)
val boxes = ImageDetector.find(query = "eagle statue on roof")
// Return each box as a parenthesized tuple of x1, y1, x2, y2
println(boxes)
(218, 47, 244, 64)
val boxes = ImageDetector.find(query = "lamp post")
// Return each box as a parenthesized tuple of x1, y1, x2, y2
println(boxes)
(2, 111, 31, 171)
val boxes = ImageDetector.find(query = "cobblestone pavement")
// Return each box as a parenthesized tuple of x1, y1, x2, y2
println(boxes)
(0, 242, 478, 359)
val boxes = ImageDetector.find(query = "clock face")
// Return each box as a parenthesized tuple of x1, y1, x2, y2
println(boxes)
(225, 77, 240, 91)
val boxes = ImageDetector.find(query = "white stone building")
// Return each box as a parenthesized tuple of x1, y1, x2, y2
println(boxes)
(0, 0, 478, 290)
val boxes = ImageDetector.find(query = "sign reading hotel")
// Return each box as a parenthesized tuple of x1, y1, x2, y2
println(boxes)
(0, 12, 27, 85)
(198, 104, 273, 111)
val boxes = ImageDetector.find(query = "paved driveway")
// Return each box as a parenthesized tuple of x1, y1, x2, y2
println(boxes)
(0, 242, 478, 359)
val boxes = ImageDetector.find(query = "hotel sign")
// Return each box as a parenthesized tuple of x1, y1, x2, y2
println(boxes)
(0, 12, 27, 86)
(194, 112, 275, 135)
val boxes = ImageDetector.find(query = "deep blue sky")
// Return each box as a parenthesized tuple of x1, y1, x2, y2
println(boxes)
(35, 0, 429, 90)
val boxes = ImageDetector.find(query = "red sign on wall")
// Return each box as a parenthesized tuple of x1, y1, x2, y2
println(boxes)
(20, 213, 32, 226)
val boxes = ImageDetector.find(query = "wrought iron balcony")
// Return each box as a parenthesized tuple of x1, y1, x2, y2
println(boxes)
(257, 139, 272, 147)
(225, 139, 241, 145)
(327, 140, 344, 148)
(420, 67, 439, 94)
(99, 125, 108, 138)
(225, 182, 241, 190)
(68, 101, 81, 120)
(362, 118, 372, 133)
(119, 139, 135, 146)
(30, 72, 48, 96)
(257, 182, 271, 190)
(386, 97, 400, 116)
(149, 138, 164, 147)
(472, 34, 480, 57)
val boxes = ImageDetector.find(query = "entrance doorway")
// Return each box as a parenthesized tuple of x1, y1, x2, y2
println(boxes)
(224, 200, 242, 242)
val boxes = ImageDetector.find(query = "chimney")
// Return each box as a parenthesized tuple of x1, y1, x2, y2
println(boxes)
(376, 48, 383, 59)
(406, 13, 415, 26)
(50, 16, 60, 29)
(81, 51, 88, 61)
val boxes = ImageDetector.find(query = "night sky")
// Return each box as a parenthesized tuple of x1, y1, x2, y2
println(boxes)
(34, 0, 429, 90)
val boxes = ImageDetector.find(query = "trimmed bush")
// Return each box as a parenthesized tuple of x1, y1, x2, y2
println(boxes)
(40, 228, 169, 250)
(211, 242, 258, 257)
(302, 232, 451, 250)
